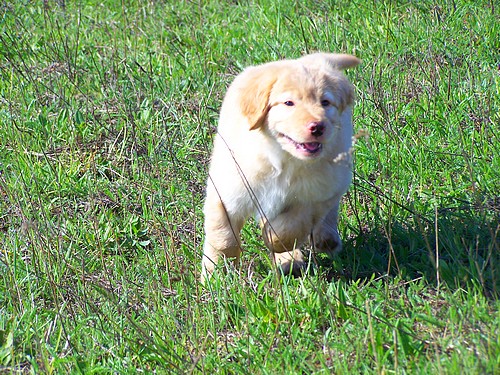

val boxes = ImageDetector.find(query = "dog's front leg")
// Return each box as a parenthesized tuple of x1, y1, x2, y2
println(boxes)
(312, 199, 343, 257)
(202, 195, 244, 283)
(261, 205, 313, 276)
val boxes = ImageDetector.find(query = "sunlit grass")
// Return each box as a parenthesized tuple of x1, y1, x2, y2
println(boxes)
(0, 0, 498, 373)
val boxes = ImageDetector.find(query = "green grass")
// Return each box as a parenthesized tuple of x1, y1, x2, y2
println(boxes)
(0, 0, 498, 373)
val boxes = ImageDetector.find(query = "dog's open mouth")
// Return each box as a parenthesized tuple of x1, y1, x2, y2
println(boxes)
(281, 134, 323, 155)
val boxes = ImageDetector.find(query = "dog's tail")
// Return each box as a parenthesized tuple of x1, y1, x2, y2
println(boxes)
(299, 53, 361, 70)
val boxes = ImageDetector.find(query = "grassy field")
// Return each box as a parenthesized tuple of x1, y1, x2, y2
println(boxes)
(0, 0, 498, 373)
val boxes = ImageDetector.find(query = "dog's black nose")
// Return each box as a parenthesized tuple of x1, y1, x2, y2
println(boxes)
(308, 122, 324, 137)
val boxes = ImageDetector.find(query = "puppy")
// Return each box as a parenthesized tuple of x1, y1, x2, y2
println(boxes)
(202, 53, 360, 282)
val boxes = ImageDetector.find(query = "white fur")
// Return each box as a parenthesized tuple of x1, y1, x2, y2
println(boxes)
(202, 53, 360, 281)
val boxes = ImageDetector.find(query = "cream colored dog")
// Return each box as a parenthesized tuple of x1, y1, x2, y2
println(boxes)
(202, 53, 360, 282)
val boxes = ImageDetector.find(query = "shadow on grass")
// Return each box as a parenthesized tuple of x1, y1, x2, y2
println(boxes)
(331, 200, 499, 298)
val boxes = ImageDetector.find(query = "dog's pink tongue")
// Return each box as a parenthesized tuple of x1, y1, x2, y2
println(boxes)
(303, 142, 320, 151)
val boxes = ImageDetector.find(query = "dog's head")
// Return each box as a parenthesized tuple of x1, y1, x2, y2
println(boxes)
(232, 53, 360, 160)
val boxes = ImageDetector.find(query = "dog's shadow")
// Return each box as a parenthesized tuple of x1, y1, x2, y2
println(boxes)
(327, 203, 499, 298)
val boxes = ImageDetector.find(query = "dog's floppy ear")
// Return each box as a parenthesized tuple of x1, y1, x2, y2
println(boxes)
(300, 53, 361, 70)
(233, 64, 281, 130)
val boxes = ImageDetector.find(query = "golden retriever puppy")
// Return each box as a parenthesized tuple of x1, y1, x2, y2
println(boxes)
(202, 53, 360, 282)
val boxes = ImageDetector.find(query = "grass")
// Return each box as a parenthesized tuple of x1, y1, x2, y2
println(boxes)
(0, 0, 498, 373)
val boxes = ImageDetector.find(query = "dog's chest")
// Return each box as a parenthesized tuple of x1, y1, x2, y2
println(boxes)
(253, 162, 338, 219)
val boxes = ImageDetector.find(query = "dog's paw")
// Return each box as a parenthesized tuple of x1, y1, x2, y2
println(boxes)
(273, 249, 307, 277)
(278, 259, 307, 277)
(313, 231, 342, 257)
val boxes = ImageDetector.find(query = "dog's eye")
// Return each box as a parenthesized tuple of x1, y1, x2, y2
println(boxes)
(284, 101, 295, 107)
(321, 100, 331, 107)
